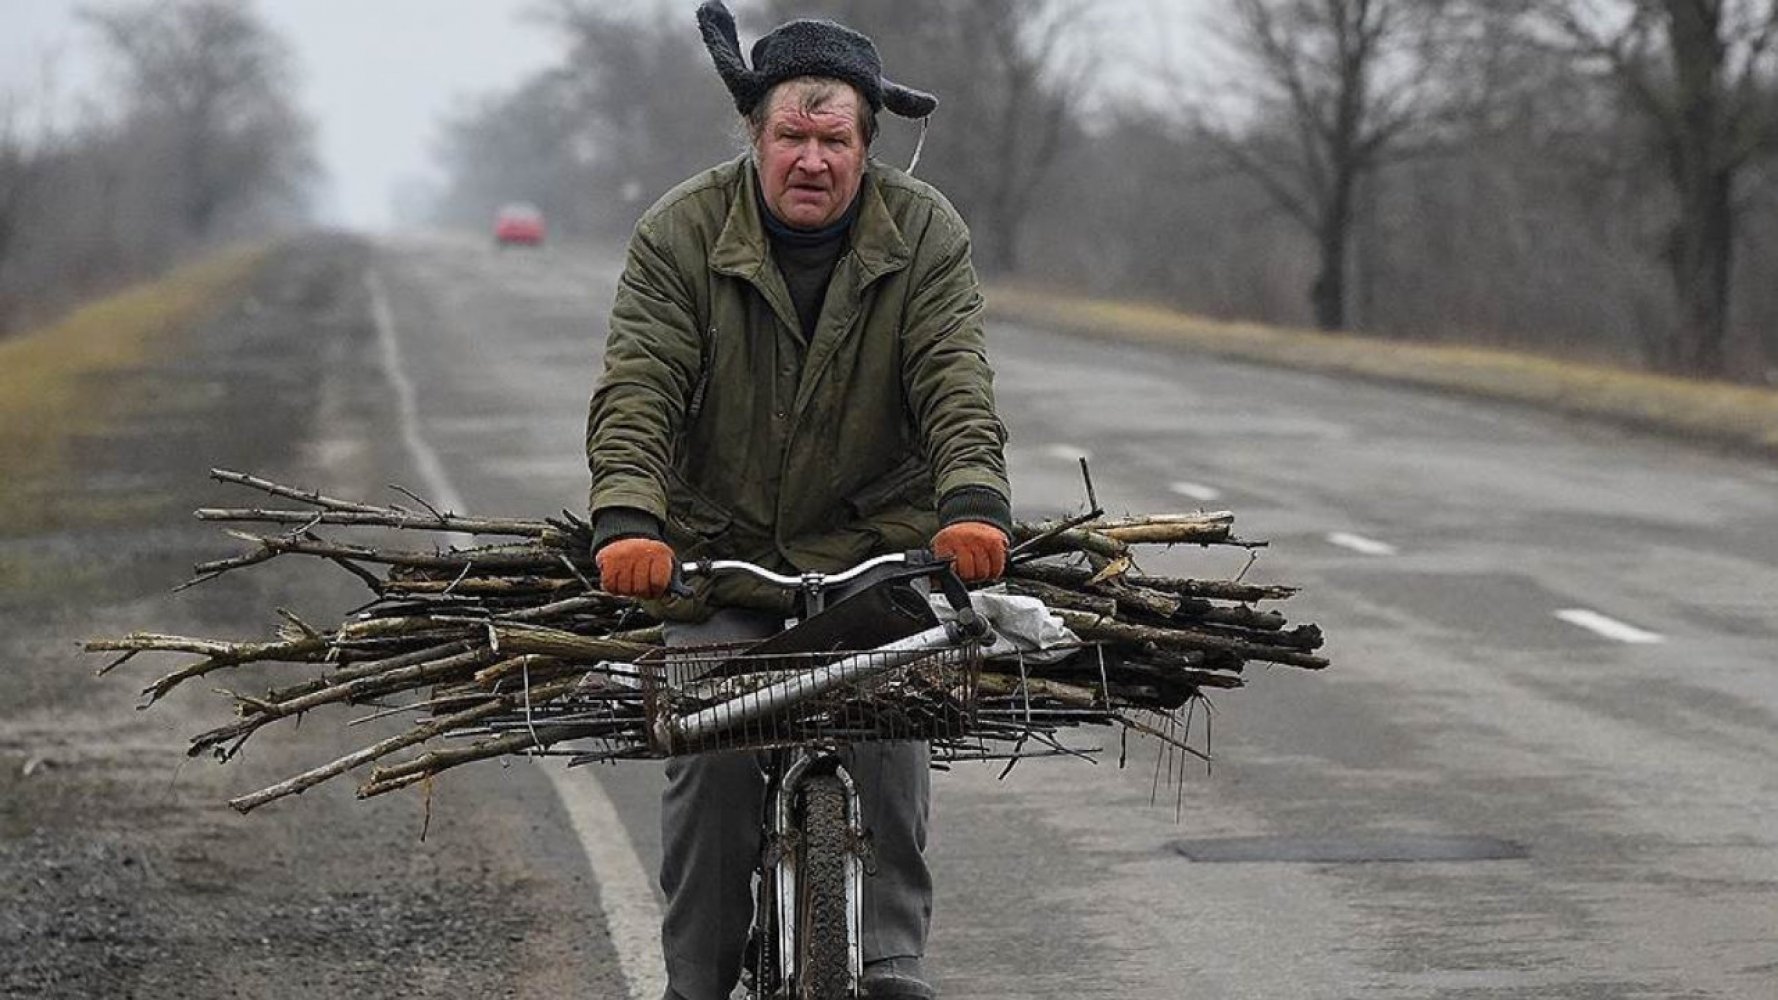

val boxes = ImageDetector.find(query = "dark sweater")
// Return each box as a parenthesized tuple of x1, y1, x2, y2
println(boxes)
(758, 183, 860, 341)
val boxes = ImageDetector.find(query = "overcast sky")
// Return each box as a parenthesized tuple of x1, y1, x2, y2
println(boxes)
(3, 0, 562, 230)
(2, 0, 1205, 232)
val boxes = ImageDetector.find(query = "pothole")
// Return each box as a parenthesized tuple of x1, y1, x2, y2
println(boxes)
(1170, 833, 1529, 863)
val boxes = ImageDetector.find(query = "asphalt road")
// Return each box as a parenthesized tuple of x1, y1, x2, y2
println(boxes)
(6, 232, 1770, 1000)
(367, 233, 1777, 1000)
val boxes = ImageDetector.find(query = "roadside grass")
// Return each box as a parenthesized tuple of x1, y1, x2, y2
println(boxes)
(0, 248, 268, 535)
(986, 285, 1778, 458)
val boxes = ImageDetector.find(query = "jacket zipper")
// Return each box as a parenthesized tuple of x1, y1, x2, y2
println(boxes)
(687, 325, 715, 422)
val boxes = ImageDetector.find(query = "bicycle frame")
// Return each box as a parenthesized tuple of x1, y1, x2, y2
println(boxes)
(652, 622, 972, 751)
(674, 552, 988, 1000)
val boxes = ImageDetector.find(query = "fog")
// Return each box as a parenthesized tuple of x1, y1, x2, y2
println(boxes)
(1, 0, 1202, 231)
(2, 0, 560, 230)
(5, 1, 1777, 380)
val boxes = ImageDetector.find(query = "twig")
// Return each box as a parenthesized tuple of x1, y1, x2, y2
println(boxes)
(195, 507, 551, 537)
(210, 468, 389, 514)
(387, 483, 449, 521)
(1007, 507, 1105, 560)
(228, 676, 580, 813)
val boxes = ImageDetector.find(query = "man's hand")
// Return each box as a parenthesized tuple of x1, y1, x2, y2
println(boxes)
(596, 538, 676, 599)
(932, 521, 1008, 582)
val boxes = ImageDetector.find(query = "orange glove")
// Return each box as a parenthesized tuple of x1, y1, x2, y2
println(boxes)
(932, 521, 1008, 582)
(596, 538, 676, 598)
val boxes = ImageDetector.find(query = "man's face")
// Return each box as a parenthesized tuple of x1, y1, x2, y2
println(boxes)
(755, 86, 867, 230)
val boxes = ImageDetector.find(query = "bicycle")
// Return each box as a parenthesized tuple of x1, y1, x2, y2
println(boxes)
(649, 550, 992, 1000)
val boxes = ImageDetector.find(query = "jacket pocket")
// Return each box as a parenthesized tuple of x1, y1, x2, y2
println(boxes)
(844, 452, 935, 518)
(663, 465, 733, 538)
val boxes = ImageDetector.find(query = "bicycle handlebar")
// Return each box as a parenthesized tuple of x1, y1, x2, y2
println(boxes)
(678, 551, 913, 591)
(672, 550, 981, 632)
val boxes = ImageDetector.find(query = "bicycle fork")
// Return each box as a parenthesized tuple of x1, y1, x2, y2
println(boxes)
(754, 751, 870, 999)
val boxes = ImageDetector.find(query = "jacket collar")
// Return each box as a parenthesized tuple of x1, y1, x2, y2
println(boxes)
(710, 158, 910, 287)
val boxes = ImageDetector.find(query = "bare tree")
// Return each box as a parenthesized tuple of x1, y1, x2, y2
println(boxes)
(1536, 0, 1778, 377)
(432, 75, 588, 234)
(442, 2, 738, 237)
(0, 100, 41, 331)
(548, 2, 738, 214)
(1196, 0, 1460, 331)
(0, 2, 314, 335)
(80, 0, 313, 244)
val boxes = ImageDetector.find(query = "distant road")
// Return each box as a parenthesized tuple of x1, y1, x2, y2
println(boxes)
(370, 232, 1778, 1000)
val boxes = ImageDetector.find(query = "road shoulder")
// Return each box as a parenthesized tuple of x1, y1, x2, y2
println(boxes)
(987, 284, 1778, 459)
(1, 236, 616, 999)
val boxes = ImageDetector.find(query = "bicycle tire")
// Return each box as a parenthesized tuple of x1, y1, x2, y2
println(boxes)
(796, 773, 853, 1000)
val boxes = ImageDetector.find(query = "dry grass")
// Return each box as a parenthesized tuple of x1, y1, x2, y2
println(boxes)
(0, 249, 268, 530)
(987, 285, 1778, 457)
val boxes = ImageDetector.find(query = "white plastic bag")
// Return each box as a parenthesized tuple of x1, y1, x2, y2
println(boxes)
(928, 586, 1079, 664)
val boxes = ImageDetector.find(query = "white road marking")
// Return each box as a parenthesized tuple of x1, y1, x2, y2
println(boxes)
(1043, 443, 1092, 462)
(1555, 608, 1665, 645)
(366, 271, 476, 550)
(1168, 481, 1222, 502)
(366, 270, 665, 1000)
(548, 765, 668, 999)
(1326, 531, 1399, 556)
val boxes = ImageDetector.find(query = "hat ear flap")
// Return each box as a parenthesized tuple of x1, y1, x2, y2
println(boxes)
(697, 1, 760, 113)
(882, 79, 938, 119)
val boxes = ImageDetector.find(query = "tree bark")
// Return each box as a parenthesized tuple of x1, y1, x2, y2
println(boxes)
(1661, 0, 1737, 376)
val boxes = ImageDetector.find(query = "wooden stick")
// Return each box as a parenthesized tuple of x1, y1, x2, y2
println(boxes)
(489, 624, 657, 662)
(1052, 610, 1329, 669)
(1096, 521, 1234, 545)
(197, 533, 573, 574)
(196, 506, 556, 538)
(210, 468, 390, 514)
(83, 633, 331, 702)
(359, 731, 542, 792)
(1013, 562, 1297, 603)
(188, 643, 499, 755)
(228, 675, 581, 813)
(261, 597, 622, 705)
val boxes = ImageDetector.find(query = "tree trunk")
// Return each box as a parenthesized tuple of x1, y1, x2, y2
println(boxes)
(984, 200, 1021, 274)
(1312, 175, 1356, 331)
(1666, 168, 1735, 377)
(1660, 0, 1737, 378)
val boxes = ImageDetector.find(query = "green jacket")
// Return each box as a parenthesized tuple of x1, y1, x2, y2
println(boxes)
(586, 156, 1010, 619)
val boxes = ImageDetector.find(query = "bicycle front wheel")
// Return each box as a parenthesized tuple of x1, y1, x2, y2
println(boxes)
(796, 773, 854, 1000)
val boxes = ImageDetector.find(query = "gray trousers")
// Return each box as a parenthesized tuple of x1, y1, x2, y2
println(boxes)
(659, 606, 933, 1000)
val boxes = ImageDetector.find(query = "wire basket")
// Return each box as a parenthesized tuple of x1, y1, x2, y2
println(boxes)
(640, 640, 982, 755)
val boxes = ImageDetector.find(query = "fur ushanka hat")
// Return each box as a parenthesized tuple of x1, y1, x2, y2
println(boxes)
(696, 1, 939, 119)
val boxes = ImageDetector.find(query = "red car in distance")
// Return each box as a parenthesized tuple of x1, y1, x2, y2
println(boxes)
(493, 202, 546, 247)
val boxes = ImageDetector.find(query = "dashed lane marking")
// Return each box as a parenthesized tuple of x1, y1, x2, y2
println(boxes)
(367, 269, 664, 1000)
(366, 270, 475, 550)
(1555, 608, 1665, 644)
(1326, 531, 1399, 556)
(1169, 481, 1222, 502)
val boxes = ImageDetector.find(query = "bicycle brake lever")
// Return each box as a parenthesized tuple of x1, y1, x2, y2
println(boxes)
(931, 560, 975, 614)
(667, 561, 696, 600)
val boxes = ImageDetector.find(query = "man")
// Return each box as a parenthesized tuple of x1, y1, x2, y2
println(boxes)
(585, 3, 1011, 998)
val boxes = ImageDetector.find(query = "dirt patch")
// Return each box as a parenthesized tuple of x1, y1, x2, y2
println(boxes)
(0, 249, 267, 535)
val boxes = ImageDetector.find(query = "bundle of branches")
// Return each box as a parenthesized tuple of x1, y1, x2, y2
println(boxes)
(86, 469, 1326, 813)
